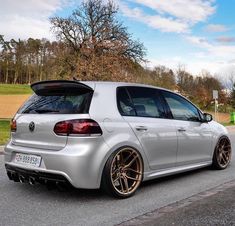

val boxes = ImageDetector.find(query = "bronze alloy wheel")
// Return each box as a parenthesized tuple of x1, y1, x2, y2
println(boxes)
(102, 147, 143, 198)
(213, 137, 232, 169)
(110, 148, 143, 196)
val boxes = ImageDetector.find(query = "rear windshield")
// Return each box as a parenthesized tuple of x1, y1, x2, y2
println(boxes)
(18, 92, 92, 114)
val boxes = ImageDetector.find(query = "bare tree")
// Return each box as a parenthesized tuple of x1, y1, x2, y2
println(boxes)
(50, 0, 146, 80)
(150, 66, 176, 89)
(224, 71, 235, 90)
(0, 35, 13, 83)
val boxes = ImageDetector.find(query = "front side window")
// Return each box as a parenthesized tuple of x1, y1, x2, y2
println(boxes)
(162, 91, 200, 121)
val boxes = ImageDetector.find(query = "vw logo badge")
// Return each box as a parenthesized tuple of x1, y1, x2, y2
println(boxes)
(29, 121, 35, 132)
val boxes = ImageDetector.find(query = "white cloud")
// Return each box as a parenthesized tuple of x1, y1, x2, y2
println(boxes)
(186, 35, 235, 58)
(185, 35, 211, 48)
(216, 36, 235, 43)
(133, 0, 216, 23)
(152, 35, 235, 75)
(147, 57, 235, 76)
(186, 61, 226, 75)
(120, 0, 216, 33)
(120, 4, 189, 33)
(146, 56, 183, 71)
(0, 0, 72, 40)
(205, 24, 229, 32)
(146, 15, 189, 33)
(120, 1, 235, 78)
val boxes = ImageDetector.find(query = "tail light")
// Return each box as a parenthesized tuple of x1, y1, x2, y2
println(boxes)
(11, 119, 17, 132)
(54, 119, 102, 136)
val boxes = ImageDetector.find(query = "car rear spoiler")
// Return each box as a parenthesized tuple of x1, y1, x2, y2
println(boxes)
(31, 80, 93, 96)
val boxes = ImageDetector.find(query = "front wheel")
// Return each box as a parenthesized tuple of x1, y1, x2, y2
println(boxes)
(101, 147, 143, 198)
(212, 136, 232, 170)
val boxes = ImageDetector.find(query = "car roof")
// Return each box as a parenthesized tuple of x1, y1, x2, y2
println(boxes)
(81, 81, 172, 93)
(81, 81, 203, 113)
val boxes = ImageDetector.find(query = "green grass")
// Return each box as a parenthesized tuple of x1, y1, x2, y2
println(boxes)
(0, 84, 32, 95)
(0, 119, 10, 145)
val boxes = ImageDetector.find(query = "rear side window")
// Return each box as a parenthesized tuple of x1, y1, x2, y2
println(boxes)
(162, 91, 200, 121)
(18, 92, 92, 114)
(117, 88, 136, 116)
(127, 87, 164, 118)
(117, 86, 165, 118)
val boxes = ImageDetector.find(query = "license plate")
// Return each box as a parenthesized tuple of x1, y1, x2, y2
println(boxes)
(14, 153, 41, 167)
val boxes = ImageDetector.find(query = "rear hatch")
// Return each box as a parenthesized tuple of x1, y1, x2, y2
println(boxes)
(11, 80, 94, 150)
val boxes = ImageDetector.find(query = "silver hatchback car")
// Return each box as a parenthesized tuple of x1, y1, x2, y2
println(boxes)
(4, 80, 232, 198)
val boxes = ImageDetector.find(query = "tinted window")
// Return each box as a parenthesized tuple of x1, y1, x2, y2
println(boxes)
(117, 88, 136, 116)
(127, 87, 164, 118)
(162, 91, 200, 121)
(18, 92, 92, 114)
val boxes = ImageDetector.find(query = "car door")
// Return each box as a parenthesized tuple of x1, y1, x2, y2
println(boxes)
(161, 90, 213, 166)
(117, 86, 178, 170)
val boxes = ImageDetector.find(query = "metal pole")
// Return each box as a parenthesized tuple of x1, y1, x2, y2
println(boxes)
(214, 99, 217, 121)
(215, 99, 216, 121)
(213, 90, 218, 122)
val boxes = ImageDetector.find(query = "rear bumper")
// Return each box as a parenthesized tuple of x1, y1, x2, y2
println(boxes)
(4, 138, 110, 189)
(6, 164, 71, 185)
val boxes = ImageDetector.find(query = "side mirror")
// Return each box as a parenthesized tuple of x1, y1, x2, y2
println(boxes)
(202, 113, 213, 123)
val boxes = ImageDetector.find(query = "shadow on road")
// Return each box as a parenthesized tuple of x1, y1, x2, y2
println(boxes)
(141, 166, 212, 189)
(3, 165, 216, 201)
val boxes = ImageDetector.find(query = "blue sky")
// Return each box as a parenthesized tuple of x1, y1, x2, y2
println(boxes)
(1, 0, 235, 76)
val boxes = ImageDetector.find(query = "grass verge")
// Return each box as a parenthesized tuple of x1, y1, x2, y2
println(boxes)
(0, 84, 32, 95)
(0, 119, 10, 145)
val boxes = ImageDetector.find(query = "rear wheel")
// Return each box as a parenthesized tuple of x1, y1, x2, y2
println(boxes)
(212, 136, 232, 170)
(101, 147, 143, 198)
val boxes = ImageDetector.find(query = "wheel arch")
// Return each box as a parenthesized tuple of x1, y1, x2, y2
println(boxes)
(213, 135, 231, 152)
(212, 135, 232, 170)
(96, 142, 149, 188)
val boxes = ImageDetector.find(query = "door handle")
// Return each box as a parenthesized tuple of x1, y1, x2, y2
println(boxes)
(178, 128, 186, 132)
(135, 126, 148, 131)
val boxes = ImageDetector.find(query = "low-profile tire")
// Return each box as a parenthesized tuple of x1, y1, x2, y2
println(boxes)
(101, 147, 143, 198)
(212, 136, 232, 170)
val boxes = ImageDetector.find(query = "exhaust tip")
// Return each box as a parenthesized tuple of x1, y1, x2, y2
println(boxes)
(29, 177, 36, 185)
(19, 175, 25, 183)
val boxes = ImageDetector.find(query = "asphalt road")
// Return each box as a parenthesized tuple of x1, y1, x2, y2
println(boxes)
(120, 180, 235, 226)
(147, 184, 235, 226)
(0, 131, 234, 226)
